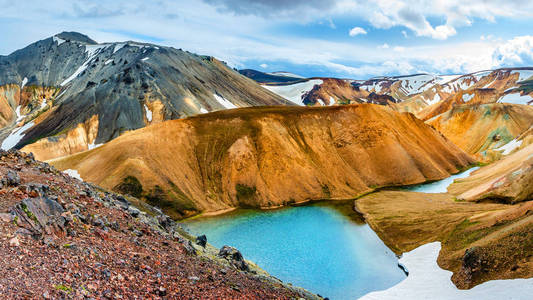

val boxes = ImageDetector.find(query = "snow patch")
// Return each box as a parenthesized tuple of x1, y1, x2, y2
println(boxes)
(495, 139, 523, 155)
(317, 99, 325, 106)
(21, 77, 28, 89)
(360, 242, 533, 300)
(144, 104, 153, 122)
(213, 94, 238, 109)
(88, 142, 103, 150)
(40, 98, 47, 109)
(200, 107, 208, 114)
(462, 93, 474, 102)
(113, 43, 126, 54)
(141, 57, 150, 61)
(263, 79, 323, 106)
(63, 169, 83, 181)
(267, 71, 305, 79)
(105, 59, 113, 65)
(60, 44, 106, 86)
(53, 36, 66, 46)
(498, 93, 533, 105)
(435, 75, 461, 85)
(14, 106, 25, 122)
(1, 121, 34, 150)
(426, 93, 441, 106)
(329, 96, 336, 106)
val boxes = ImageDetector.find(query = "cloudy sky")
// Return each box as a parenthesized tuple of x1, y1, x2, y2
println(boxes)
(1, 0, 533, 78)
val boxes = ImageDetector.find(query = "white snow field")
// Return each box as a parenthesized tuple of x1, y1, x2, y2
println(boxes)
(359, 242, 533, 300)
(63, 169, 83, 181)
(498, 93, 533, 105)
(263, 79, 323, 105)
(213, 94, 238, 109)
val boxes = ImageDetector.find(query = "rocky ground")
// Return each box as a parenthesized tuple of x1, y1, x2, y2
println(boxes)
(0, 149, 316, 299)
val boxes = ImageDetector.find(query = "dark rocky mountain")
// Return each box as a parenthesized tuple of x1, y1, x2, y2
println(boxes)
(0, 32, 290, 157)
(238, 69, 303, 84)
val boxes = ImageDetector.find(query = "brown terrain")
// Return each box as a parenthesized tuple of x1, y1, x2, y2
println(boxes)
(355, 190, 532, 289)
(0, 149, 317, 299)
(49, 104, 475, 218)
(302, 78, 369, 105)
(449, 143, 533, 203)
(355, 111, 532, 289)
(426, 103, 533, 157)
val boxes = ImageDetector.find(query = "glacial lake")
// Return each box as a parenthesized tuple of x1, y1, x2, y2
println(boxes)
(405, 167, 479, 193)
(184, 202, 406, 300)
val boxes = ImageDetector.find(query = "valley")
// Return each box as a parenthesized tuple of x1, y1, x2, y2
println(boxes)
(0, 31, 531, 299)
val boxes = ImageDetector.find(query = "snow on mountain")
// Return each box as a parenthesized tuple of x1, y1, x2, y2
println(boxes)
(267, 71, 305, 79)
(497, 93, 533, 105)
(263, 79, 323, 105)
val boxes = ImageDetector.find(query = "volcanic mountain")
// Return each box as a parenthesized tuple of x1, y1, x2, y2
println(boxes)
(426, 103, 533, 158)
(0, 32, 290, 160)
(51, 104, 474, 218)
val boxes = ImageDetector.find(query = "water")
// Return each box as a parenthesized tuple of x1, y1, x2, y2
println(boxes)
(185, 203, 405, 300)
(405, 167, 479, 193)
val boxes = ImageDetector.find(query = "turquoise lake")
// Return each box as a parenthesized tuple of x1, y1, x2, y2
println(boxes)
(184, 202, 406, 300)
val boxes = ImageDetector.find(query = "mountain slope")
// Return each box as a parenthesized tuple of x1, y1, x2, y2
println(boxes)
(449, 143, 533, 203)
(238, 69, 303, 84)
(0, 150, 315, 299)
(426, 103, 533, 157)
(50, 104, 475, 218)
(0, 32, 290, 160)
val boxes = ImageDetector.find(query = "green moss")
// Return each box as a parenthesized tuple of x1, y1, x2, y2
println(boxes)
(114, 176, 143, 198)
(145, 185, 196, 219)
(20, 202, 37, 222)
(321, 184, 331, 198)
(54, 284, 72, 293)
(235, 184, 256, 202)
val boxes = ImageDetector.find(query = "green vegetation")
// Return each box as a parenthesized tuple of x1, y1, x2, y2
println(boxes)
(235, 184, 256, 201)
(115, 176, 143, 198)
(146, 185, 196, 219)
(54, 284, 72, 293)
(321, 184, 331, 198)
(20, 202, 37, 222)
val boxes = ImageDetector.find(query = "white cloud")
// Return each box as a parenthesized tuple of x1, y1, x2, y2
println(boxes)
(259, 63, 268, 68)
(393, 46, 405, 52)
(349, 26, 367, 36)
(1, 0, 533, 80)
(492, 35, 533, 66)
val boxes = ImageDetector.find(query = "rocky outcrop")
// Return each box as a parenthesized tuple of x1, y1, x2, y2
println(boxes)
(51, 104, 475, 218)
(0, 149, 318, 299)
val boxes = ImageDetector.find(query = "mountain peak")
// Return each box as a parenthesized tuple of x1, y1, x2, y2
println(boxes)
(54, 31, 97, 45)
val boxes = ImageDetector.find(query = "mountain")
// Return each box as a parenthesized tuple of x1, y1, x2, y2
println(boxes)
(50, 104, 474, 218)
(426, 103, 533, 157)
(238, 69, 303, 84)
(0, 32, 290, 159)
(255, 68, 533, 109)
(449, 142, 533, 203)
(0, 149, 316, 299)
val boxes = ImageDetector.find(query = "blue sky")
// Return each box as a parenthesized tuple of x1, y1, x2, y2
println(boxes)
(1, 0, 533, 79)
